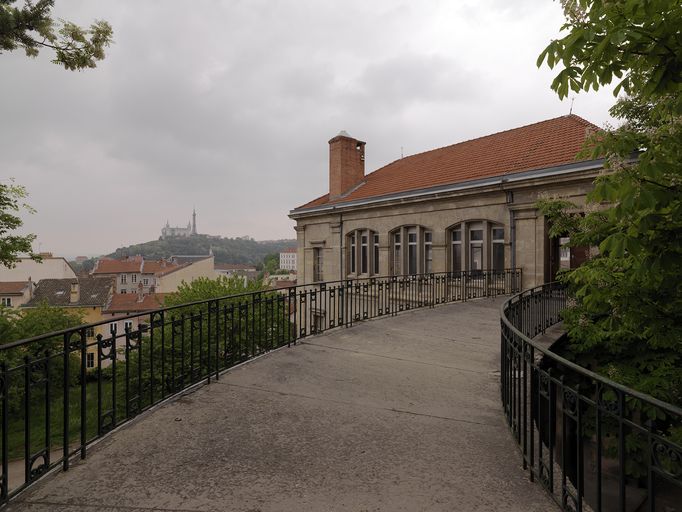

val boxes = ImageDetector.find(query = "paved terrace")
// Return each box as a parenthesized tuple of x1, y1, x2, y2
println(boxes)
(8, 299, 553, 512)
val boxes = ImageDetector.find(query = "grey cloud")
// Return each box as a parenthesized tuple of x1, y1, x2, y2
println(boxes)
(2, 0, 616, 257)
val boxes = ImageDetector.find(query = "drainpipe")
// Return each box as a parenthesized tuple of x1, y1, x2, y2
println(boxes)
(510, 208, 516, 269)
(339, 211, 344, 281)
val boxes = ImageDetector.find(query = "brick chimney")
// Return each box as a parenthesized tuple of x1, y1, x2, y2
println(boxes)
(70, 281, 80, 303)
(329, 130, 365, 199)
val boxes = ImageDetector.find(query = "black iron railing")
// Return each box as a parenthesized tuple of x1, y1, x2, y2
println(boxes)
(0, 269, 520, 504)
(501, 283, 682, 512)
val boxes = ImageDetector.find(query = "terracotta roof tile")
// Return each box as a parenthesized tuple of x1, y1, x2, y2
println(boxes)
(0, 281, 31, 294)
(103, 293, 165, 314)
(215, 263, 257, 270)
(93, 256, 143, 274)
(295, 115, 600, 210)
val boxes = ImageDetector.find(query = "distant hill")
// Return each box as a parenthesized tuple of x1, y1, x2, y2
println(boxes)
(106, 235, 296, 266)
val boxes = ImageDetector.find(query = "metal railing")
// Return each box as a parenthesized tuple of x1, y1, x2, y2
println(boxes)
(0, 268, 520, 505)
(501, 283, 682, 512)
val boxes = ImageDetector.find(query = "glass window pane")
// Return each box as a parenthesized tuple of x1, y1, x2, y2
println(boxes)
(470, 245, 482, 271)
(361, 244, 368, 274)
(408, 244, 417, 274)
(425, 231, 432, 242)
(373, 236, 379, 274)
(470, 229, 483, 241)
(425, 245, 432, 273)
(492, 228, 504, 241)
(493, 243, 504, 271)
(452, 244, 461, 272)
(452, 230, 461, 242)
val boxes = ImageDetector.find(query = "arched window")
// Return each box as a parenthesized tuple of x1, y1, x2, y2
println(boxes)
(390, 225, 432, 276)
(346, 229, 378, 276)
(448, 221, 505, 273)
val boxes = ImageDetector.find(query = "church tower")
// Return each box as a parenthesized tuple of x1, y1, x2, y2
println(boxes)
(192, 208, 197, 235)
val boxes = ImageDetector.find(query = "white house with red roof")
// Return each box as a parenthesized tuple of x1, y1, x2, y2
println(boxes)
(92, 255, 216, 294)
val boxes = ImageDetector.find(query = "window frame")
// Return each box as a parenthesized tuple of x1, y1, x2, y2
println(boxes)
(313, 247, 323, 282)
(346, 229, 379, 277)
(390, 225, 431, 276)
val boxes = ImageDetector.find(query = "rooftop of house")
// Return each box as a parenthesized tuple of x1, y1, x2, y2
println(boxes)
(92, 256, 206, 277)
(103, 293, 167, 314)
(170, 255, 212, 265)
(92, 256, 145, 274)
(269, 279, 297, 290)
(215, 263, 257, 271)
(23, 277, 113, 308)
(0, 281, 32, 295)
(280, 248, 297, 254)
(295, 114, 600, 211)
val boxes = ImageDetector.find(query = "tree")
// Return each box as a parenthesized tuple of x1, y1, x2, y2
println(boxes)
(0, 179, 39, 268)
(536, 0, 682, 407)
(0, 0, 112, 71)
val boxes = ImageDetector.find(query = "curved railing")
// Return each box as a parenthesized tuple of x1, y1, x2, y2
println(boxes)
(501, 283, 682, 512)
(0, 269, 520, 505)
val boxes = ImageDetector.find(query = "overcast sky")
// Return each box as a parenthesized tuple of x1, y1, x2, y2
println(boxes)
(2, 0, 617, 258)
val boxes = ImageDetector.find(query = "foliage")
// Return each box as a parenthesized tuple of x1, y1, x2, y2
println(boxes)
(0, 179, 40, 268)
(109, 234, 295, 267)
(261, 253, 280, 274)
(0, 0, 113, 70)
(164, 275, 266, 308)
(537, 0, 682, 410)
(0, 303, 85, 411)
(69, 257, 97, 274)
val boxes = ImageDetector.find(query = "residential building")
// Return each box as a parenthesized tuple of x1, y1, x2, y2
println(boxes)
(214, 262, 258, 281)
(289, 116, 602, 289)
(161, 209, 197, 239)
(22, 277, 114, 368)
(0, 253, 76, 282)
(92, 255, 216, 294)
(0, 280, 34, 309)
(102, 291, 166, 344)
(154, 255, 216, 292)
(279, 247, 297, 271)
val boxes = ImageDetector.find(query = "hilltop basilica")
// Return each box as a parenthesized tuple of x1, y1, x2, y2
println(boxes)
(161, 209, 197, 239)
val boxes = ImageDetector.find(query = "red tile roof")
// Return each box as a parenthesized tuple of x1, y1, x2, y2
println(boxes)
(93, 257, 185, 277)
(142, 260, 181, 275)
(0, 281, 31, 295)
(103, 293, 166, 314)
(93, 256, 143, 274)
(215, 263, 257, 270)
(280, 247, 297, 254)
(270, 280, 297, 290)
(295, 115, 600, 210)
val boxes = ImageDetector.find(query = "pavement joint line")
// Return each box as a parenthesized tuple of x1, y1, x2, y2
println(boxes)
(301, 341, 490, 374)
(11, 499, 204, 512)
(221, 382, 500, 428)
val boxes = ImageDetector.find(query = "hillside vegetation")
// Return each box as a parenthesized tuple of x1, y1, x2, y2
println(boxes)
(105, 235, 295, 266)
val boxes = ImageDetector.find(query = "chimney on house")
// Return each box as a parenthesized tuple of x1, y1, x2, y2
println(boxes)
(70, 281, 80, 304)
(329, 130, 365, 199)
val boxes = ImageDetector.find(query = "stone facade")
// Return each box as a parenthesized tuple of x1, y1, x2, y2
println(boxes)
(290, 121, 602, 290)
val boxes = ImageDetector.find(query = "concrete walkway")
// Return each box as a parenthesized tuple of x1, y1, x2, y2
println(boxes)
(8, 298, 554, 512)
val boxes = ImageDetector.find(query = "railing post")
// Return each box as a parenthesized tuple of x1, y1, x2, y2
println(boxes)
(62, 334, 70, 471)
